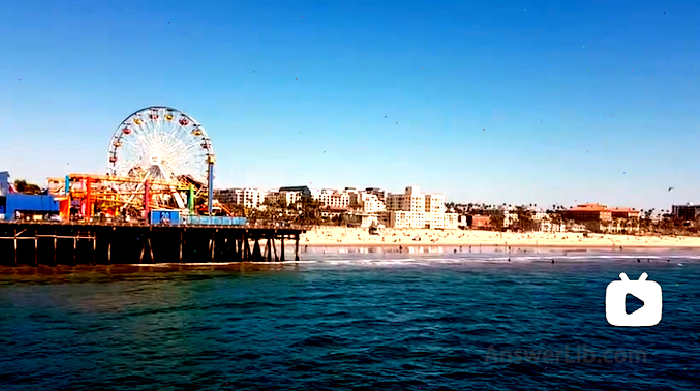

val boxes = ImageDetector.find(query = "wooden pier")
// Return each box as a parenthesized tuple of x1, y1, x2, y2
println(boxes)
(0, 222, 305, 267)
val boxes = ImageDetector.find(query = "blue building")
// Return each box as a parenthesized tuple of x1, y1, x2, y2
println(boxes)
(0, 194, 60, 221)
(0, 171, 60, 221)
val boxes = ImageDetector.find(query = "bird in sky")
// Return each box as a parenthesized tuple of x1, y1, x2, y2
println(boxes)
(668, 187, 674, 192)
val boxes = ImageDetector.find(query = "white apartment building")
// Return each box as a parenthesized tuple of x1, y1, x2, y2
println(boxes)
(386, 185, 425, 213)
(385, 185, 456, 229)
(311, 189, 350, 208)
(266, 191, 303, 206)
(503, 211, 518, 228)
(424, 194, 446, 228)
(390, 210, 425, 229)
(386, 185, 426, 229)
(214, 187, 267, 209)
(358, 193, 386, 213)
(445, 212, 459, 229)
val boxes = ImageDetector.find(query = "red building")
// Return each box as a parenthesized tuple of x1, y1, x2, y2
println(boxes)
(564, 203, 640, 232)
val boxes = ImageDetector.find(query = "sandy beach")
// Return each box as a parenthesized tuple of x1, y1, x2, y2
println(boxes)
(300, 227, 700, 248)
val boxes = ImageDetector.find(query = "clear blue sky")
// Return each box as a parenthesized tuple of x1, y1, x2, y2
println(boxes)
(1, 0, 698, 210)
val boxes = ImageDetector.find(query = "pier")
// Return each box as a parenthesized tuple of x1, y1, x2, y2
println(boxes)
(0, 222, 305, 267)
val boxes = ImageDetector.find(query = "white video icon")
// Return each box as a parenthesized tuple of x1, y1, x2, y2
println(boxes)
(606, 272, 663, 327)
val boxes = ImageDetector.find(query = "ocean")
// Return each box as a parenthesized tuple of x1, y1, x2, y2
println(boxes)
(1, 251, 699, 390)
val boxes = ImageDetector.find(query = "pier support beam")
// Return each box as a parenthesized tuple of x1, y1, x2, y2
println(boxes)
(210, 232, 215, 262)
(148, 237, 155, 264)
(280, 237, 285, 262)
(295, 234, 300, 262)
(273, 237, 278, 262)
(267, 238, 272, 262)
(13, 229, 17, 266)
(234, 237, 241, 261)
(253, 238, 262, 262)
(139, 236, 145, 263)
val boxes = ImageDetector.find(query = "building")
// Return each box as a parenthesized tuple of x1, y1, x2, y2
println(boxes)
(0, 172, 10, 196)
(609, 207, 641, 219)
(386, 185, 426, 229)
(0, 193, 60, 222)
(357, 192, 385, 213)
(365, 187, 386, 203)
(389, 210, 425, 229)
(0, 172, 59, 221)
(425, 193, 447, 228)
(457, 214, 469, 228)
(279, 186, 312, 198)
(563, 203, 639, 233)
(384, 185, 456, 229)
(564, 203, 612, 224)
(503, 210, 518, 229)
(387, 185, 425, 212)
(311, 189, 350, 209)
(672, 203, 700, 221)
(266, 191, 303, 206)
(468, 214, 491, 229)
(445, 212, 458, 229)
(214, 187, 267, 209)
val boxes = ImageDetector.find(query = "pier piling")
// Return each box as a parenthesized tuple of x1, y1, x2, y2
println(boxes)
(280, 237, 285, 262)
(295, 234, 300, 262)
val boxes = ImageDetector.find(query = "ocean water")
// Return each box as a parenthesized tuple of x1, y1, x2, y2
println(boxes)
(1, 252, 699, 390)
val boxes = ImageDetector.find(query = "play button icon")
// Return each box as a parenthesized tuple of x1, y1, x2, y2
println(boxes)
(625, 294, 644, 315)
(606, 272, 663, 327)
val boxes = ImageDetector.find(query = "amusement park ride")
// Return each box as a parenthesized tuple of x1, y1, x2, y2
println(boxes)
(47, 106, 230, 221)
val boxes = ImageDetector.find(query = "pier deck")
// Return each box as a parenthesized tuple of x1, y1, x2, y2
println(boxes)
(0, 222, 305, 267)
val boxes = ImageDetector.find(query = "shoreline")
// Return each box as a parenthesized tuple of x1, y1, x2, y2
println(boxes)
(299, 242, 700, 249)
(299, 227, 700, 249)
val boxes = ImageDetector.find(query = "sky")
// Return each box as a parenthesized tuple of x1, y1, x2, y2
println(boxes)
(0, 0, 698, 210)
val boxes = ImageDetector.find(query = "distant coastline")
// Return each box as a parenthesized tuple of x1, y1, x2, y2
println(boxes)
(299, 227, 700, 249)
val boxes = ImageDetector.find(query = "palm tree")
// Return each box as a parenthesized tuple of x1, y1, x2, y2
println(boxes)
(515, 206, 534, 232)
(13, 179, 42, 195)
(489, 210, 505, 231)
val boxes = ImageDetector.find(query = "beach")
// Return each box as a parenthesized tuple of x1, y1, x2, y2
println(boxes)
(300, 227, 700, 248)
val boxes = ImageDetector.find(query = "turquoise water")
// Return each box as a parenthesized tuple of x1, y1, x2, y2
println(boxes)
(1, 253, 699, 390)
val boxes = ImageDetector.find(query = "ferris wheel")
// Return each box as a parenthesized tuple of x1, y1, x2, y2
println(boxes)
(108, 106, 214, 185)
(107, 106, 215, 213)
